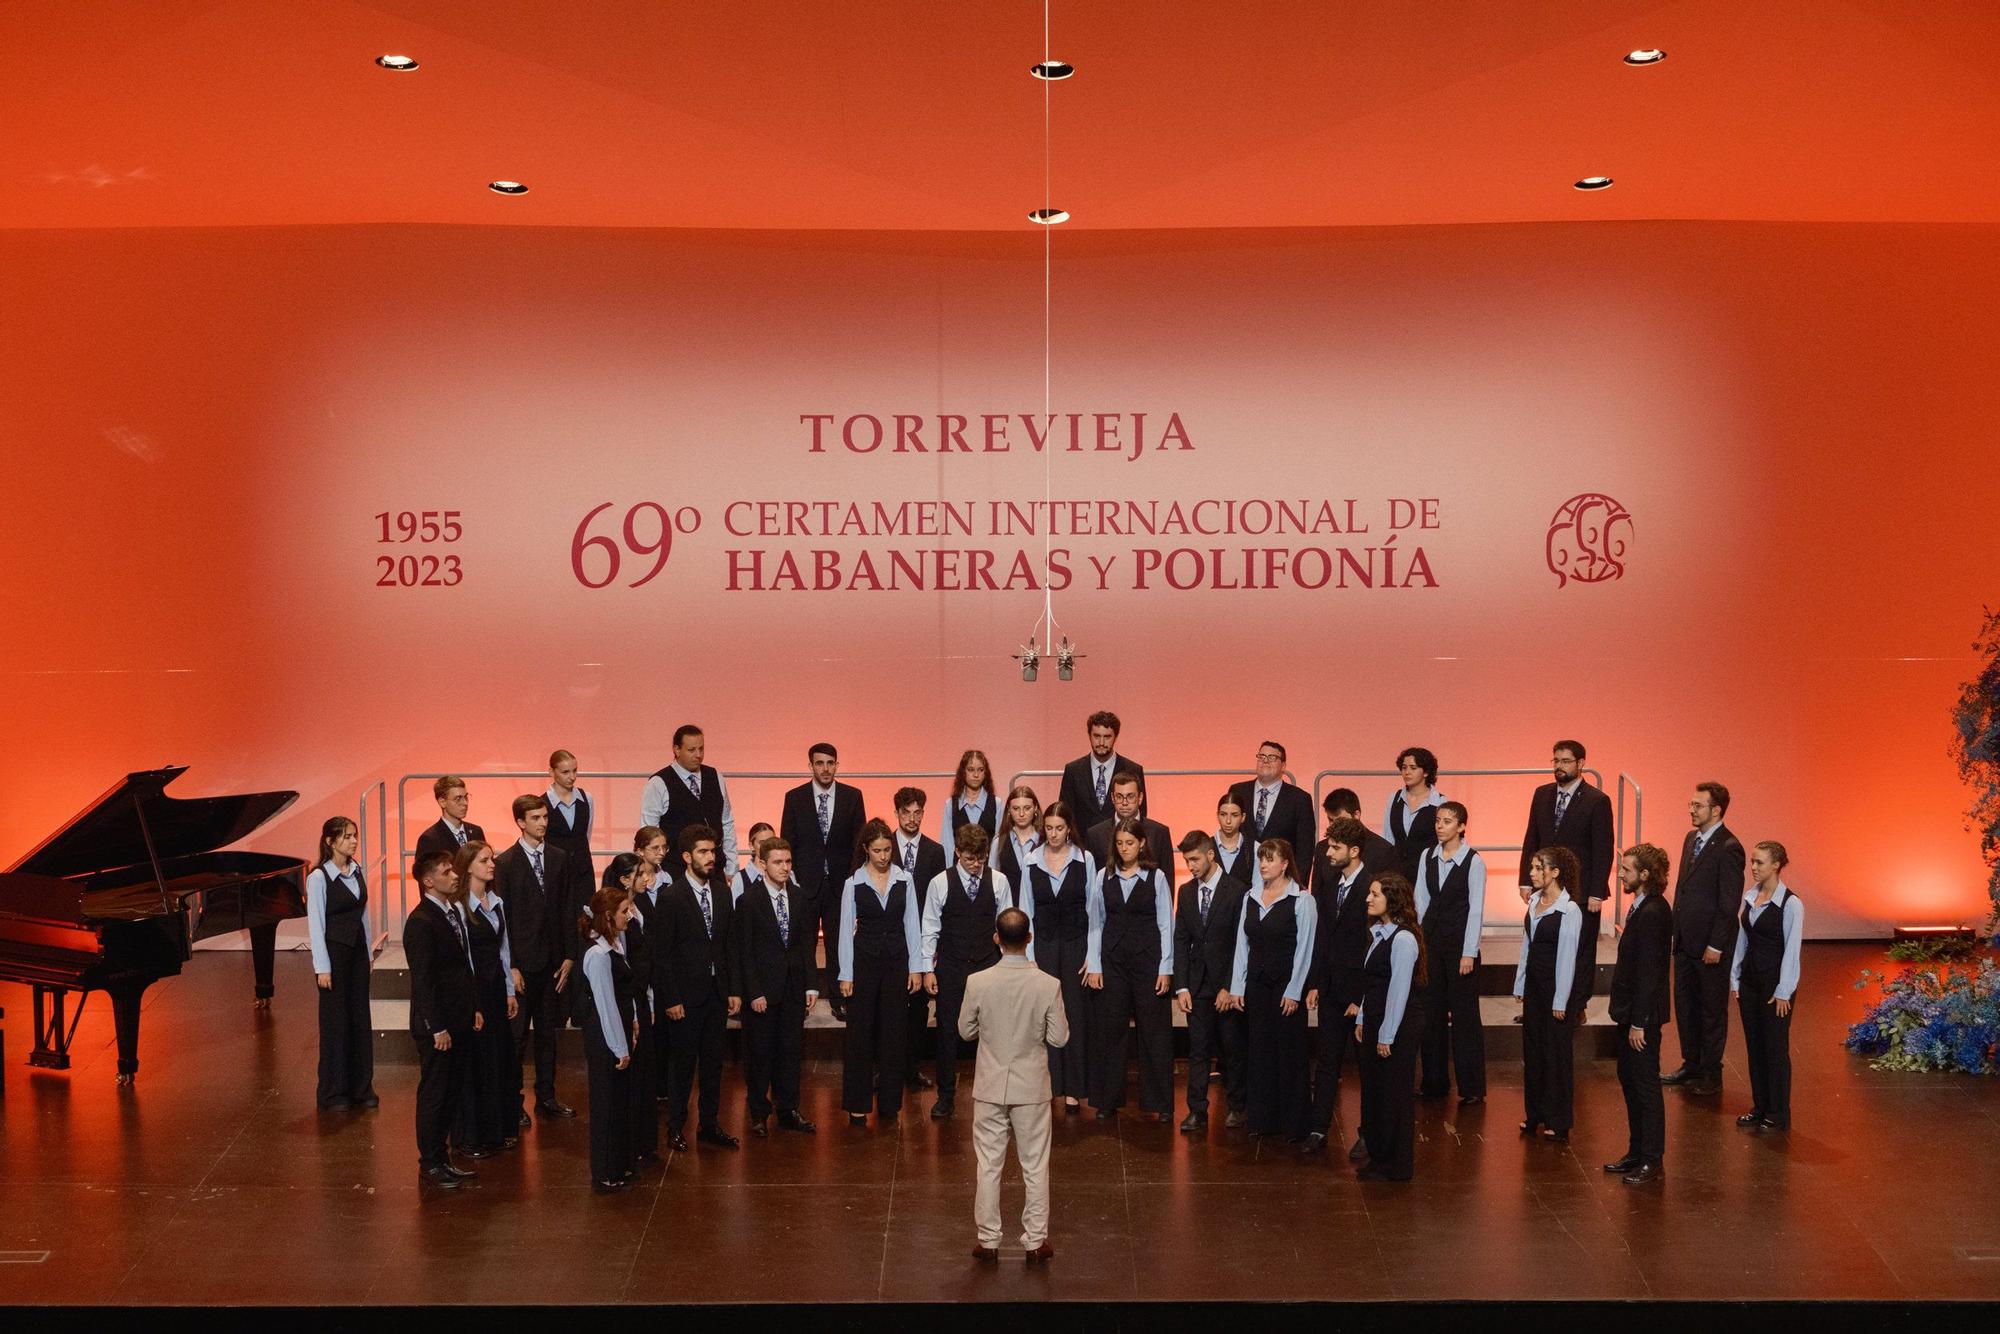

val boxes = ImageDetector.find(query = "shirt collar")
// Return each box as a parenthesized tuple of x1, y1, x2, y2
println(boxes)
(1555, 777, 1582, 795)
(1369, 920, 1396, 941)
(442, 816, 465, 834)
(813, 780, 836, 797)
(1434, 842, 1469, 868)
(322, 858, 354, 879)
(424, 892, 455, 914)
(1198, 869, 1222, 895)
(1256, 778, 1282, 796)
(673, 762, 698, 782)
(517, 836, 542, 857)
(547, 785, 579, 808)
(684, 871, 710, 895)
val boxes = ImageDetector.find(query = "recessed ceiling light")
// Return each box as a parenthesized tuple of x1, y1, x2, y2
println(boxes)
(375, 54, 419, 71)
(1030, 61, 1074, 80)
(1029, 208, 1069, 224)
(1573, 176, 1614, 191)
(1623, 48, 1666, 66)
(488, 180, 529, 195)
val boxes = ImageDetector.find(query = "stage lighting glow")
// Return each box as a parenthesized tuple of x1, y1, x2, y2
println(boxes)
(1031, 61, 1075, 80)
(1574, 176, 1614, 191)
(1029, 208, 1069, 224)
(375, 55, 419, 71)
(488, 181, 529, 195)
(1623, 49, 1666, 66)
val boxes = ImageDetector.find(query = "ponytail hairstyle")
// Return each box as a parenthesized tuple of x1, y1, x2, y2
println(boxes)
(581, 884, 632, 944)
(315, 816, 356, 867)
(602, 851, 642, 892)
(855, 817, 897, 871)
(1372, 872, 1429, 988)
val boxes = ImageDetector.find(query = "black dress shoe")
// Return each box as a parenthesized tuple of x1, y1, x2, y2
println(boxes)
(592, 1178, 632, 1194)
(931, 1100, 954, 1120)
(462, 1145, 498, 1159)
(1458, 1095, 1485, 1106)
(1064, 1100, 1081, 1115)
(697, 1125, 740, 1149)
(970, 1244, 999, 1263)
(1756, 1118, 1789, 1133)
(322, 1098, 353, 1112)
(536, 1100, 577, 1119)
(443, 1161, 478, 1179)
(1622, 1162, 1663, 1185)
(357, 1093, 380, 1109)
(518, 1112, 533, 1129)
(1178, 1112, 1207, 1132)
(1300, 1132, 1327, 1155)
(1660, 1066, 1695, 1085)
(1094, 1108, 1117, 1121)
(421, 1166, 462, 1189)
(750, 1119, 770, 1139)
(1687, 1079, 1721, 1097)
(1736, 1111, 1767, 1127)
(1024, 1241, 1056, 1263)
(777, 1111, 816, 1133)
(667, 1133, 691, 1153)
(1224, 1109, 1247, 1129)
(1604, 1156, 1641, 1174)
(1348, 1137, 1368, 1162)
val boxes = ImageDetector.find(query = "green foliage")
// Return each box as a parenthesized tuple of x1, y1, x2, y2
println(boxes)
(1886, 936, 1979, 963)
(1949, 606, 2000, 937)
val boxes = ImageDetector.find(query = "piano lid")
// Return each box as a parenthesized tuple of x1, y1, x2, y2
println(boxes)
(6, 767, 301, 881)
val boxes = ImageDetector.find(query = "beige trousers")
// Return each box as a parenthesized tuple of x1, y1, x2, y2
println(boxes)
(972, 1097, 1053, 1249)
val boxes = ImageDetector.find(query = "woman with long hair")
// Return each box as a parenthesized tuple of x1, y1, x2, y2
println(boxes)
(1732, 840, 1804, 1133)
(1223, 839, 1318, 1142)
(1088, 818, 1175, 1122)
(995, 784, 1044, 889)
(1515, 846, 1583, 1143)
(1027, 800, 1097, 1111)
(838, 817, 922, 1126)
(306, 816, 378, 1110)
(453, 840, 519, 1155)
(604, 851, 658, 1166)
(579, 883, 640, 1192)
(940, 749, 1001, 848)
(1356, 872, 1427, 1181)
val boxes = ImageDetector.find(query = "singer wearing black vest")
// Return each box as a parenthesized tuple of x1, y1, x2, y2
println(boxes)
(406, 852, 480, 1189)
(1087, 820, 1176, 1121)
(579, 885, 640, 1191)
(995, 785, 1045, 891)
(544, 749, 597, 911)
(1384, 747, 1445, 882)
(656, 825, 740, 1151)
(631, 828, 673, 1130)
(839, 819, 923, 1124)
(1414, 802, 1488, 1104)
(414, 774, 485, 863)
(920, 824, 1010, 1118)
(1224, 840, 1319, 1143)
(1228, 742, 1316, 890)
(1518, 741, 1616, 1011)
(1212, 791, 1258, 889)
(731, 839, 819, 1136)
(1732, 841, 1804, 1133)
(890, 790, 949, 1088)
(1172, 831, 1247, 1131)
(1666, 782, 1745, 1097)
(454, 841, 520, 1157)
(495, 794, 577, 1124)
(1027, 802, 1096, 1111)
(1605, 843, 1674, 1184)
(1085, 771, 1174, 874)
(1515, 847, 1584, 1142)
(1059, 709, 1148, 833)
(940, 749, 1002, 849)
(640, 724, 738, 869)
(602, 852, 659, 1166)
(306, 816, 378, 1110)
(1356, 873, 1425, 1181)
(1304, 818, 1381, 1155)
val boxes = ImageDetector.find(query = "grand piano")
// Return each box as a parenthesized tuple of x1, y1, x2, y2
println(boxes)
(0, 767, 306, 1083)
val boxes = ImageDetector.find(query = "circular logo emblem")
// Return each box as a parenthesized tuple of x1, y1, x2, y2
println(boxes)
(1546, 493, 1633, 588)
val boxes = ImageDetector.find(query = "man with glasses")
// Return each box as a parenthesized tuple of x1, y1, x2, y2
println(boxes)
(1228, 742, 1317, 889)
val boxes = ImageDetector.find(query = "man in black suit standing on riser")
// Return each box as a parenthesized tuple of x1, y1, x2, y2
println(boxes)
(414, 774, 485, 864)
(406, 851, 480, 1189)
(780, 742, 866, 1016)
(1059, 709, 1146, 836)
(495, 793, 578, 1125)
(1228, 741, 1317, 890)
(1519, 739, 1616, 1012)
(1663, 781, 1744, 1098)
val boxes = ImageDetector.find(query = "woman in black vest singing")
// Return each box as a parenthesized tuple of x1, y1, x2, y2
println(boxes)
(579, 883, 640, 1192)
(1732, 840, 1804, 1132)
(1222, 839, 1319, 1143)
(1514, 846, 1583, 1142)
(1028, 801, 1097, 1112)
(1415, 801, 1488, 1104)
(1355, 872, 1425, 1181)
(603, 851, 659, 1166)
(307, 816, 379, 1110)
(1384, 746, 1446, 881)
(995, 784, 1044, 889)
(939, 749, 1001, 848)
(544, 748, 596, 905)
(1087, 819, 1175, 1123)
(838, 818, 922, 1127)
(452, 840, 520, 1155)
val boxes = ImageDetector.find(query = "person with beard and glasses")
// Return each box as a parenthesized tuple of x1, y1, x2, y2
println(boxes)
(1518, 740, 1615, 1013)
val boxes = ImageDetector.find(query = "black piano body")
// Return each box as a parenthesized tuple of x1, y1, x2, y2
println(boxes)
(0, 767, 305, 1082)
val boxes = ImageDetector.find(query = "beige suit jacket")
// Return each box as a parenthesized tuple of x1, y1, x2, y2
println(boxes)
(957, 955, 1069, 1105)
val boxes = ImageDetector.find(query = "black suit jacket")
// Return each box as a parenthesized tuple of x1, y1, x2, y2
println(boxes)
(1673, 823, 1746, 959)
(1172, 875, 1247, 999)
(779, 780, 867, 899)
(1308, 864, 1378, 1003)
(1227, 780, 1317, 889)
(1520, 781, 1616, 903)
(414, 818, 485, 864)
(493, 841, 577, 975)
(1610, 891, 1674, 1029)
(731, 878, 818, 1007)
(405, 898, 477, 1037)
(655, 875, 735, 1012)
(1085, 816, 1172, 879)
(1059, 753, 1146, 833)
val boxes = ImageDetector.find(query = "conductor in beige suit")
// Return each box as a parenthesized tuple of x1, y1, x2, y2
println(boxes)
(959, 907, 1069, 1262)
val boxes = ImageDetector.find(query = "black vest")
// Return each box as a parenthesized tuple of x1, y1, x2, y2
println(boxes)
(1101, 870, 1163, 970)
(319, 863, 367, 950)
(1422, 849, 1475, 956)
(1028, 854, 1091, 940)
(1243, 893, 1301, 991)
(950, 795, 1000, 842)
(654, 766, 725, 849)
(546, 790, 592, 861)
(466, 897, 507, 988)
(936, 868, 1002, 969)
(1524, 899, 1568, 999)
(1390, 793, 1439, 877)
(1360, 924, 1413, 1040)
(1214, 837, 1256, 886)
(1738, 888, 1797, 995)
(581, 942, 636, 1037)
(853, 877, 912, 964)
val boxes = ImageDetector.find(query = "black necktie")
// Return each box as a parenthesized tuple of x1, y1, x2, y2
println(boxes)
(1199, 881, 1212, 926)
(449, 904, 470, 963)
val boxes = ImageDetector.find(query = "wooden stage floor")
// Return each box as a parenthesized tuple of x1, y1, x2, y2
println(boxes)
(2, 942, 1997, 1306)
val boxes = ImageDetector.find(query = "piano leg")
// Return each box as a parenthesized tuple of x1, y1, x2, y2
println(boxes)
(29, 985, 79, 1070)
(250, 921, 278, 1009)
(109, 980, 145, 1084)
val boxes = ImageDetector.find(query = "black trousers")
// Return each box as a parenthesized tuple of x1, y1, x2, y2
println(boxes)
(316, 938, 375, 1107)
(250, 921, 278, 1000)
(1739, 982, 1794, 1127)
(1419, 955, 1486, 1098)
(1569, 906, 1602, 1011)
(1036, 934, 1091, 1098)
(844, 949, 910, 1116)
(413, 1029, 468, 1169)
(1243, 978, 1310, 1139)
(1091, 956, 1173, 1113)
(902, 987, 932, 1084)
(1185, 989, 1246, 1115)
(456, 974, 511, 1150)
(665, 991, 726, 1135)
(1359, 1006, 1420, 1179)
(1311, 980, 1363, 1133)
(512, 964, 565, 1112)
(630, 1004, 659, 1155)
(1616, 1023, 1664, 1163)
(1522, 990, 1577, 1134)
(745, 990, 807, 1119)
(932, 957, 997, 1104)
(1673, 950, 1730, 1080)
(584, 1015, 634, 1184)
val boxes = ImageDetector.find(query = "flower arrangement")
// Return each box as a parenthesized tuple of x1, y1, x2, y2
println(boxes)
(1846, 956, 2000, 1074)
(1949, 606, 2000, 937)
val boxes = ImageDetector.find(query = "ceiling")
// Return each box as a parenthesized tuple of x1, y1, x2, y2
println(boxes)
(4, 0, 1996, 231)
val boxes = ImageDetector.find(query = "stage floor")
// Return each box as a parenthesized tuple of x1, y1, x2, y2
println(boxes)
(2, 943, 1997, 1305)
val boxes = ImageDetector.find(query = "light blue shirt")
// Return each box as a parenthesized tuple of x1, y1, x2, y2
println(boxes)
(919, 866, 1022, 969)
(1093, 866, 1174, 976)
(939, 791, 993, 848)
(1513, 890, 1582, 1016)
(1416, 842, 1487, 962)
(1228, 880, 1319, 1001)
(468, 890, 515, 996)
(1730, 882, 1804, 1000)
(1383, 786, 1446, 844)
(1004, 828, 1043, 878)
(545, 785, 588, 832)
(1359, 923, 1419, 1047)
(836, 866, 921, 983)
(305, 859, 373, 975)
(581, 937, 628, 1061)
(638, 764, 737, 867)
(1212, 831, 1260, 889)
(1034, 844, 1101, 970)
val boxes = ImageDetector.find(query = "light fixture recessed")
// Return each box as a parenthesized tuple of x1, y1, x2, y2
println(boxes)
(488, 180, 529, 195)
(1029, 207, 1069, 224)
(375, 54, 419, 71)
(1573, 176, 1614, 191)
(1623, 48, 1666, 66)
(1031, 60, 1074, 80)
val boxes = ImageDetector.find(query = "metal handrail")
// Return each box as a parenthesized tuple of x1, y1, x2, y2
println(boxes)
(1615, 772, 1644, 926)
(356, 779, 390, 921)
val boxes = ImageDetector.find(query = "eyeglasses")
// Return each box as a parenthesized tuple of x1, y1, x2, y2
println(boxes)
(1255, 753, 1283, 763)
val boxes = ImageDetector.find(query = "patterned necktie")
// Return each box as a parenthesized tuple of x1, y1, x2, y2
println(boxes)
(530, 846, 544, 887)
(1199, 880, 1212, 926)
(818, 791, 831, 837)
(1553, 786, 1573, 830)
(453, 825, 466, 845)
(690, 771, 702, 799)
(963, 873, 977, 902)
(903, 840, 916, 874)
(697, 885, 713, 936)
(1256, 787, 1270, 829)
(1694, 830, 1710, 862)
(774, 889, 790, 947)
(1095, 764, 1108, 806)
(449, 904, 469, 962)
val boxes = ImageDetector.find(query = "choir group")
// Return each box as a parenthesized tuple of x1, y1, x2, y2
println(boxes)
(295, 715, 1805, 1195)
